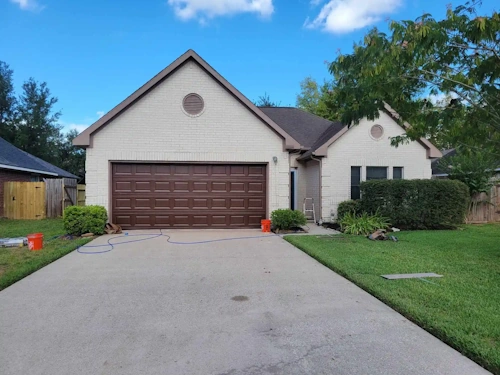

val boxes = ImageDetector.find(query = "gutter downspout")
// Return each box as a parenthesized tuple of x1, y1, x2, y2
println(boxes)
(310, 154, 322, 223)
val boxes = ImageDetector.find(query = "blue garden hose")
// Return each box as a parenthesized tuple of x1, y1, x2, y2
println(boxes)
(76, 229, 276, 254)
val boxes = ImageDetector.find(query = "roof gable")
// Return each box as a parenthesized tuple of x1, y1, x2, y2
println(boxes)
(299, 104, 442, 160)
(73, 50, 300, 149)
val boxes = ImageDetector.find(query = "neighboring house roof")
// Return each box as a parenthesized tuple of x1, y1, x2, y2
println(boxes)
(73, 49, 300, 150)
(0, 137, 77, 179)
(259, 107, 344, 149)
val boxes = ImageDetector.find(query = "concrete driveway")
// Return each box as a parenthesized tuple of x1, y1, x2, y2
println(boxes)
(0, 230, 489, 375)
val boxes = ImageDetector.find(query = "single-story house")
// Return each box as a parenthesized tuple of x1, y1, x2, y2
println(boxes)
(73, 49, 441, 229)
(0, 137, 77, 218)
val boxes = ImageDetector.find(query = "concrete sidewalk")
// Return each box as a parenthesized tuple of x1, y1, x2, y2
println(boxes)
(0, 230, 490, 375)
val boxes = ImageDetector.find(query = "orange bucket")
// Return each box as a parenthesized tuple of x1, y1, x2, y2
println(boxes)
(27, 233, 44, 251)
(261, 219, 271, 233)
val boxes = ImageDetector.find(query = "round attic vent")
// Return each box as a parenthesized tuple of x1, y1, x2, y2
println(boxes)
(370, 124, 384, 140)
(183, 93, 204, 116)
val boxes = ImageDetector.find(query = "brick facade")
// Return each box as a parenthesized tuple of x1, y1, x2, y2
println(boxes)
(85, 60, 290, 216)
(320, 111, 432, 221)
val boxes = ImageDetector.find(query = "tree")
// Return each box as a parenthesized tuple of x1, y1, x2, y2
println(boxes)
(438, 150, 499, 196)
(328, 1, 500, 154)
(0, 61, 17, 143)
(255, 92, 281, 107)
(295, 77, 335, 118)
(15, 78, 62, 165)
(57, 129, 86, 180)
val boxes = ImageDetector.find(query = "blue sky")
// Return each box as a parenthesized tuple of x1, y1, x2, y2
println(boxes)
(1, 0, 497, 133)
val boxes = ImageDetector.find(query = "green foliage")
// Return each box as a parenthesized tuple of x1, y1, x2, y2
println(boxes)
(63, 205, 108, 235)
(15, 78, 62, 166)
(327, 2, 500, 152)
(296, 77, 337, 119)
(337, 200, 361, 221)
(438, 150, 499, 196)
(271, 209, 307, 230)
(360, 179, 469, 229)
(339, 211, 391, 235)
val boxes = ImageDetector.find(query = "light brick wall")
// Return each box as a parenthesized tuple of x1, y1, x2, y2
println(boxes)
(321, 111, 432, 221)
(86, 60, 290, 216)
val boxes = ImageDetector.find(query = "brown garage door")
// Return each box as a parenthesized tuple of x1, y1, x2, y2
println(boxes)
(112, 163, 267, 229)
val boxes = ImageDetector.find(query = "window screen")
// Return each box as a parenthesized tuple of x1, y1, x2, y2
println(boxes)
(351, 166, 361, 200)
(366, 167, 387, 180)
(393, 167, 403, 180)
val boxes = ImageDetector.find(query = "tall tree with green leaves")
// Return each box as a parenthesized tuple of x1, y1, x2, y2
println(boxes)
(295, 77, 337, 119)
(57, 129, 86, 179)
(15, 78, 62, 165)
(328, 1, 500, 153)
(0, 61, 17, 143)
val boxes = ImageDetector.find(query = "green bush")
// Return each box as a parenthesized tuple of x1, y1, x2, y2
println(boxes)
(339, 211, 391, 235)
(360, 179, 469, 230)
(271, 209, 307, 230)
(337, 200, 361, 221)
(64, 205, 108, 236)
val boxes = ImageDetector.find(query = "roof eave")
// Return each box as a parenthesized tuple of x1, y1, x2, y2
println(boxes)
(382, 102, 442, 159)
(0, 163, 59, 176)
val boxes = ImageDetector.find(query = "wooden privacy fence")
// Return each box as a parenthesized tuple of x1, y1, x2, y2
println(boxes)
(3, 182, 46, 219)
(77, 184, 86, 206)
(467, 184, 500, 224)
(3, 179, 84, 219)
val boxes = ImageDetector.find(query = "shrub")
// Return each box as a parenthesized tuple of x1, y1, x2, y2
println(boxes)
(271, 209, 307, 230)
(64, 205, 108, 236)
(337, 200, 361, 221)
(339, 211, 391, 235)
(360, 179, 469, 230)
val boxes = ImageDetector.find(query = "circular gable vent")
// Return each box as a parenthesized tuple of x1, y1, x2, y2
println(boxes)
(183, 93, 204, 116)
(370, 124, 384, 140)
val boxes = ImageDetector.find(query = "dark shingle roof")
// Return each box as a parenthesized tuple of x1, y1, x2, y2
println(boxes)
(259, 107, 344, 149)
(0, 137, 77, 179)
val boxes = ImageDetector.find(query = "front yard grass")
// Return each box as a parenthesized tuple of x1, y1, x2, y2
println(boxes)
(0, 218, 92, 291)
(285, 224, 500, 374)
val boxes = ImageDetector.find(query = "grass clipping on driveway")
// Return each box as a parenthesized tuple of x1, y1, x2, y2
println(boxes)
(0, 219, 92, 291)
(285, 225, 500, 374)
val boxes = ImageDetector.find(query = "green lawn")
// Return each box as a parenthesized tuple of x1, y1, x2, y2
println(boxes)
(285, 224, 500, 374)
(0, 219, 92, 291)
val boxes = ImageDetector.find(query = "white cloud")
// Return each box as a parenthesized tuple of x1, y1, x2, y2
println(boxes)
(96, 111, 105, 118)
(305, 0, 401, 34)
(167, 0, 274, 23)
(428, 92, 459, 105)
(10, 0, 43, 12)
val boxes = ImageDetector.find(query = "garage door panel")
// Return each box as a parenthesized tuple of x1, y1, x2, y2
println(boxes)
(154, 181, 171, 192)
(173, 181, 190, 192)
(112, 163, 266, 229)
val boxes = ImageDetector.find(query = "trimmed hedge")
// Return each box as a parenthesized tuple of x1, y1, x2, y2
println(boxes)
(337, 200, 361, 221)
(271, 209, 307, 230)
(360, 179, 469, 229)
(64, 205, 108, 236)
